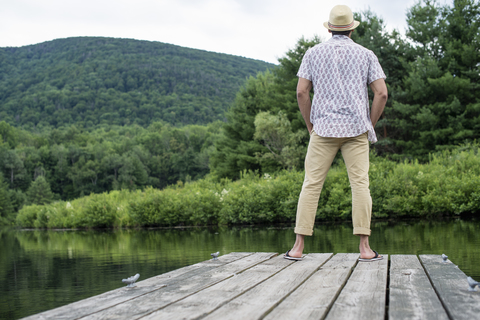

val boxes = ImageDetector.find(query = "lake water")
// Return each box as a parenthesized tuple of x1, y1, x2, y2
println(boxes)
(1, 218, 480, 319)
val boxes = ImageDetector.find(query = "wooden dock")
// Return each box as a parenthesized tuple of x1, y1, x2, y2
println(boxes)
(24, 253, 480, 320)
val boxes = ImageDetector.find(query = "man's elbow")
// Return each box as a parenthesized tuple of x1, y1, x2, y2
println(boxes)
(297, 90, 309, 100)
(378, 90, 388, 102)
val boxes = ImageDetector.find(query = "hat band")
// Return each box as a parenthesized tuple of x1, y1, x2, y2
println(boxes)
(328, 21, 354, 29)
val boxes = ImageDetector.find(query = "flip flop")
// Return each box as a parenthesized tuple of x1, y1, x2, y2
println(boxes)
(284, 250, 303, 261)
(358, 250, 383, 262)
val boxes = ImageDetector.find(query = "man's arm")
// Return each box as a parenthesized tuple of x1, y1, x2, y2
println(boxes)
(297, 77, 313, 133)
(369, 78, 388, 127)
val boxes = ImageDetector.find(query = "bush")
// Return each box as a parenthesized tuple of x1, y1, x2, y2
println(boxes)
(74, 194, 117, 228)
(16, 205, 40, 227)
(15, 143, 480, 228)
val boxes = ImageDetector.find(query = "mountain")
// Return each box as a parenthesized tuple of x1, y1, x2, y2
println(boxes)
(0, 37, 274, 130)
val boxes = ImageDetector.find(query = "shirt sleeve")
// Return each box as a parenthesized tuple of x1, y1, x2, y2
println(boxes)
(367, 51, 386, 84)
(297, 49, 312, 81)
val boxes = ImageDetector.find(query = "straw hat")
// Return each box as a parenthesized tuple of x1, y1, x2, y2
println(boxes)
(323, 5, 360, 31)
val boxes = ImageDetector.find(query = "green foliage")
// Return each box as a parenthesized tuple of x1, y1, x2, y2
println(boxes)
(8, 189, 26, 213)
(210, 37, 322, 179)
(0, 37, 273, 129)
(218, 170, 304, 224)
(385, 0, 480, 159)
(0, 121, 18, 148)
(15, 143, 480, 228)
(129, 185, 222, 227)
(209, 10, 415, 178)
(209, 71, 280, 179)
(274, 36, 323, 132)
(26, 176, 54, 205)
(352, 9, 412, 91)
(253, 111, 307, 170)
(74, 194, 117, 228)
(0, 148, 27, 189)
(4, 5, 480, 225)
(15, 204, 41, 227)
(406, 0, 442, 58)
(370, 147, 480, 217)
(16, 190, 137, 228)
(0, 173, 14, 224)
(211, 2, 479, 173)
(0, 121, 222, 212)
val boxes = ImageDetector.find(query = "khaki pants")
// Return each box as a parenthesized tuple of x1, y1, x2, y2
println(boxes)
(294, 131, 372, 236)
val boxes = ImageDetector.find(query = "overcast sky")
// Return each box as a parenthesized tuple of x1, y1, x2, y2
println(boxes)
(1, 0, 452, 64)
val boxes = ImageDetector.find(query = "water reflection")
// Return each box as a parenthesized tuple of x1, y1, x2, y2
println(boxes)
(1, 219, 479, 319)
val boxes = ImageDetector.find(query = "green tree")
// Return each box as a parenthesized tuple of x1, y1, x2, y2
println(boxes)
(386, 0, 480, 159)
(210, 71, 279, 179)
(352, 10, 412, 90)
(8, 189, 26, 213)
(405, 0, 442, 58)
(1, 150, 25, 188)
(253, 111, 307, 170)
(0, 37, 273, 129)
(102, 153, 123, 185)
(210, 17, 412, 178)
(51, 144, 73, 198)
(26, 176, 55, 205)
(0, 121, 18, 148)
(118, 154, 148, 190)
(0, 173, 14, 224)
(274, 36, 322, 132)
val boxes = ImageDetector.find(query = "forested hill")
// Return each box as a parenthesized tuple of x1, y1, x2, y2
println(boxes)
(0, 37, 274, 129)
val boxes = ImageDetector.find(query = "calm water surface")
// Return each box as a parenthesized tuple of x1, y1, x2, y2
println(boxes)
(1, 219, 480, 319)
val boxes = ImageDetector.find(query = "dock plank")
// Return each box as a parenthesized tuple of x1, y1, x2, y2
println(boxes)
(202, 253, 333, 320)
(23, 253, 480, 320)
(389, 255, 448, 320)
(420, 254, 480, 320)
(79, 252, 278, 320)
(140, 254, 297, 319)
(325, 255, 388, 320)
(22, 252, 252, 320)
(263, 253, 358, 320)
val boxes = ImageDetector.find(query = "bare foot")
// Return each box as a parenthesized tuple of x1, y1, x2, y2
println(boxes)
(287, 234, 305, 258)
(359, 235, 382, 259)
(359, 249, 382, 260)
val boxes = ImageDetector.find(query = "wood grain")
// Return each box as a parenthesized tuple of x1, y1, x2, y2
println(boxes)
(325, 255, 388, 320)
(140, 254, 298, 319)
(420, 254, 480, 320)
(21, 252, 253, 320)
(202, 253, 333, 320)
(263, 253, 359, 320)
(79, 252, 278, 320)
(389, 255, 448, 320)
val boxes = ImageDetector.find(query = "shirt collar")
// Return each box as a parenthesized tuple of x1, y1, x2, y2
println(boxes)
(327, 35, 354, 44)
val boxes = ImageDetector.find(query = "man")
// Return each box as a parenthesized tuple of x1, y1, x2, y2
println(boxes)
(284, 5, 388, 262)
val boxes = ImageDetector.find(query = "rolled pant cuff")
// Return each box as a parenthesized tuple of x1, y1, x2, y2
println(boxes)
(353, 227, 371, 236)
(294, 227, 313, 236)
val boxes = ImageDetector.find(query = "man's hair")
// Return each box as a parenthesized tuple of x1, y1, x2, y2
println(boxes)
(331, 30, 353, 36)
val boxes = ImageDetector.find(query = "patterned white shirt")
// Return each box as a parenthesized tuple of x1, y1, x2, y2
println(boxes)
(297, 35, 386, 143)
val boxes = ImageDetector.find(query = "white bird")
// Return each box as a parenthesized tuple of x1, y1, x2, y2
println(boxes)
(122, 274, 140, 288)
(442, 254, 448, 263)
(211, 252, 220, 260)
(467, 277, 479, 292)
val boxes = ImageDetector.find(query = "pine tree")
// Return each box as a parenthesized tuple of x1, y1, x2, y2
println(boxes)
(26, 176, 54, 205)
(387, 0, 480, 159)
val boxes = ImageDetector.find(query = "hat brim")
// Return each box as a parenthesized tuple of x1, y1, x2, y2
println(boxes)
(323, 20, 360, 31)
